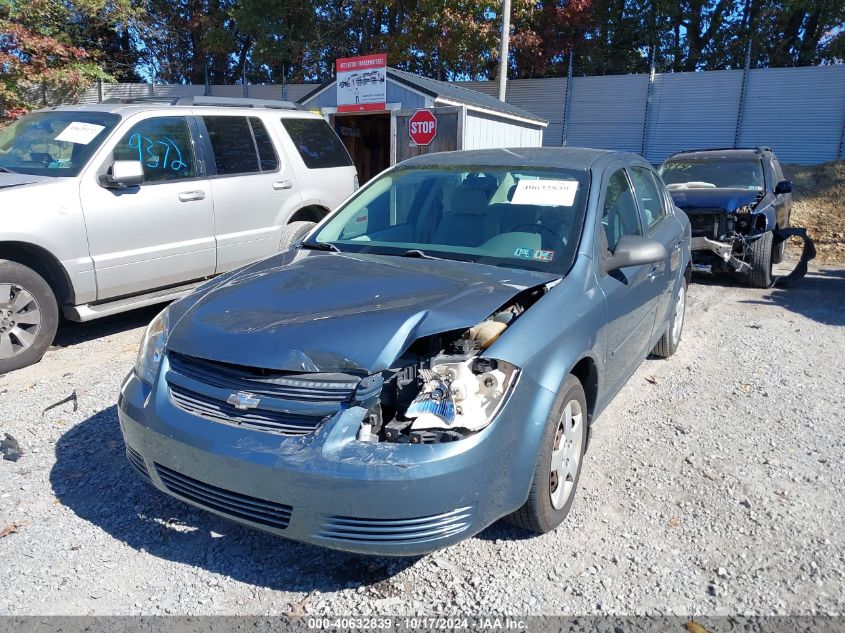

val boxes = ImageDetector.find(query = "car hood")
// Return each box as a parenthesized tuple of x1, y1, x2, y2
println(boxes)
(167, 250, 559, 374)
(0, 173, 54, 189)
(668, 187, 761, 213)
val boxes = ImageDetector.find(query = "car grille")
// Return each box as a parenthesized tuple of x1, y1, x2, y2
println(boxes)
(168, 353, 358, 403)
(317, 507, 474, 545)
(155, 463, 292, 530)
(125, 445, 151, 481)
(168, 382, 325, 436)
(165, 352, 361, 436)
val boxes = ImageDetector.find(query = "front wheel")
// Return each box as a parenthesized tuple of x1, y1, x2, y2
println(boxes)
(506, 375, 587, 533)
(0, 261, 59, 373)
(746, 231, 774, 288)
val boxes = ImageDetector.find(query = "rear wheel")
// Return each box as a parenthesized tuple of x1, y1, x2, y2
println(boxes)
(0, 261, 59, 373)
(506, 375, 587, 533)
(652, 279, 687, 358)
(746, 231, 774, 288)
(280, 221, 316, 251)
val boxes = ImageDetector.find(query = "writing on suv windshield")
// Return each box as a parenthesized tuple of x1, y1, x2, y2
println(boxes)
(0, 112, 120, 177)
(659, 157, 765, 191)
(310, 166, 591, 275)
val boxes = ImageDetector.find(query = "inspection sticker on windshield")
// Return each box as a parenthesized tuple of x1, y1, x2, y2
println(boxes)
(511, 179, 578, 206)
(514, 247, 555, 262)
(55, 122, 105, 145)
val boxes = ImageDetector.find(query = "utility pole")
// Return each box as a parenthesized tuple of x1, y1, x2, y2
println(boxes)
(497, 0, 512, 102)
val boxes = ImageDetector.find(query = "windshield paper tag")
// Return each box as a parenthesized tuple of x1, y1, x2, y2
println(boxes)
(55, 122, 105, 145)
(511, 179, 578, 207)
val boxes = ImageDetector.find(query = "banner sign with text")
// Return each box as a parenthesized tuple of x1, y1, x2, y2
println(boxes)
(336, 54, 387, 112)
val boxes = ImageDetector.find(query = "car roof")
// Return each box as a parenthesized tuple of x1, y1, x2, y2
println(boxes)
(32, 100, 323, 120)
(399, 147, 643, 171)
(666, 147, 772, 161)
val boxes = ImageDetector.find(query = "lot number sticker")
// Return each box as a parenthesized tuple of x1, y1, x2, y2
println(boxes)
(511, 179, 579, 207)
(55, 122, 105, 145)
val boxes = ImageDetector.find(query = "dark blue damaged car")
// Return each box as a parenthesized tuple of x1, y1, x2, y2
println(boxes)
(118, 147, 692, 555)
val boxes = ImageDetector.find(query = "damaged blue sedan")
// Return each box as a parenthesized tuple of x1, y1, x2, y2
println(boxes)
(118, 148, 691, 555)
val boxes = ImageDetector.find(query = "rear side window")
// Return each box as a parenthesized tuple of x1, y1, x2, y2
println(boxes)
(202, 116, 279, 175)
(281, 118, 353, 169)
(629, 167, 667, 229)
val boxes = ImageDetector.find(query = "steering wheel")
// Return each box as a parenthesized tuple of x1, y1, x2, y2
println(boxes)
(506, 223, 563, 248)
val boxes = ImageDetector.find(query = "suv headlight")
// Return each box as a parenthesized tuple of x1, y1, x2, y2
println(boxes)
(135, 308, 170, 386)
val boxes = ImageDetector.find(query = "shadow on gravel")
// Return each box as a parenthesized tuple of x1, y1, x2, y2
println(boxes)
(50, 406, 420, 592)
(740, 267, 845, 326)
(52, 304, 165, 349)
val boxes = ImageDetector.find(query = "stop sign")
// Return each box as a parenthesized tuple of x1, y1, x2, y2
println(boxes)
(409, 110, 437, 146)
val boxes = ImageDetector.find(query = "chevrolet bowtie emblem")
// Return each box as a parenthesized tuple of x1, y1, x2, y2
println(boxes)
(226, 391, 260, 410)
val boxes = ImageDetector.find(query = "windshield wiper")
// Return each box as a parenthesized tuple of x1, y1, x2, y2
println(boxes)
(399, 249, 446, 260)
(300, 241, 340, 252)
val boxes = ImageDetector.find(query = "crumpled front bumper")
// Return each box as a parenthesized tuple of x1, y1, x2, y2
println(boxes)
(117, 361, 555, 556)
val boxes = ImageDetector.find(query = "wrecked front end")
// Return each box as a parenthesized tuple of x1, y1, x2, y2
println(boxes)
(672, 188, 771, 274)
(117, 260, 558, 555)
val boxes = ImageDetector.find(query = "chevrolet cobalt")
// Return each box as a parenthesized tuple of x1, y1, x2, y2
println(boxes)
(118, 148, 691, 555)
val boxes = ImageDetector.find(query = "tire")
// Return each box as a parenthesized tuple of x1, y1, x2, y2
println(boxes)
(280, 221, 316, 251)
(506, 374, 587, 534)
(652, 278, 687, 358)
(746, 230, 774, 288)
(0, 260, 59, 373)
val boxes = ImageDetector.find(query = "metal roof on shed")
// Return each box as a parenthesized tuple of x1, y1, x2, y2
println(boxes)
(299, 68, 548, 126)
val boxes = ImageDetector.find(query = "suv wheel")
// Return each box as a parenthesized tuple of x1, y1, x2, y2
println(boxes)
(772, 229, 786, 264)
(746, 231, 774, 288)
(280, 221, 316, 251)
(0, 261, 59, 373)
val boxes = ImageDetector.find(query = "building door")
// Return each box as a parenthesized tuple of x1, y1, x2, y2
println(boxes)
(332, 113, 391, 184)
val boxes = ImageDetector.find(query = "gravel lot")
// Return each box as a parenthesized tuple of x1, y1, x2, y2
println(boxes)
(1, 264, 843, 617)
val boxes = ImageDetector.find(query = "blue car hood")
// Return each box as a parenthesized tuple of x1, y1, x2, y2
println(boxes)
(669, 187, 761, 213)
(167, 251, 558, 373)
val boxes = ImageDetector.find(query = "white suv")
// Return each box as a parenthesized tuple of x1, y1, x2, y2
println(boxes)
(0, 96, 357, 372)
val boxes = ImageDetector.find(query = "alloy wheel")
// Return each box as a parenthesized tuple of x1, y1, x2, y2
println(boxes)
(0, 283, 42, 360)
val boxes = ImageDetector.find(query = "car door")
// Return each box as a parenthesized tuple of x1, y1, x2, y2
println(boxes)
(628, 166, 683, 328)
(594, 166, 664, 393)
(197, 114, 301, 273)
(79, 113, 216, 301)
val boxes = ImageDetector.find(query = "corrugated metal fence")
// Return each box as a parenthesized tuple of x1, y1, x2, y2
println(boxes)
(74, 65, 845, 164)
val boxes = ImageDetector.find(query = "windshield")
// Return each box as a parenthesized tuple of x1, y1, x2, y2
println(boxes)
(309, 165, 591, 275)
(659, 157, 765, 190)
(0, 111, 120, 177)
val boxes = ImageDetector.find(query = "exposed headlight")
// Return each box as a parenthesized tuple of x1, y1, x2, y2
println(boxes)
(406, 358, 520, 434)
(135, 308, 170, 386)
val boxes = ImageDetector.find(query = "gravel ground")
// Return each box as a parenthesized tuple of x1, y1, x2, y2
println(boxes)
(0, 264, 843, 617)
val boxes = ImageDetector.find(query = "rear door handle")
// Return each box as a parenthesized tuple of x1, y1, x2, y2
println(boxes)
(273, 180, 293, 190)
(178, 190, 206, 202)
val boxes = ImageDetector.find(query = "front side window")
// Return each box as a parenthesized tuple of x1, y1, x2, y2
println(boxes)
(112, 116, 196, 182)
(601, 169, 642, 251)
(281, 118, 353, 169)
(629, 167, 666, 229)
(309, 165, 591, 275)
(0, 111, 119, 177)
(202, 116, 279, 176)
(659, 157, 765, 190)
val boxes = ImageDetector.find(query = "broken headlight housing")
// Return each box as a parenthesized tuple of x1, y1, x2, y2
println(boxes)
(135, 308, 170, 386)
(405, 358, 519, 436)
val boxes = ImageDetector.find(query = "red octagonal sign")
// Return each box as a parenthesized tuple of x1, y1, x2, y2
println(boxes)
(409, 110, 437, 146)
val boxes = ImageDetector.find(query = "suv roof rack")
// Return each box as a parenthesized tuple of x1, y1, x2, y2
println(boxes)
(101, 95, 302, 110)
(667, 146, 772, 157)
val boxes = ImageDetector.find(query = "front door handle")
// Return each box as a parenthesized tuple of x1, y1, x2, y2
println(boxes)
(178, 190, 206, 202)
(273, 180, 293, 190)
(647, 266, 660, 280)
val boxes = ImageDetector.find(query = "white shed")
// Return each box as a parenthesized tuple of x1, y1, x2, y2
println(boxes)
(299, 67, 548, 182)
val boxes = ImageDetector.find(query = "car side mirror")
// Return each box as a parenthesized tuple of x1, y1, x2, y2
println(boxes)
(601, 235, 668, 275)
(775, 180, 792, 195)
(101, 161, 144, 189)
